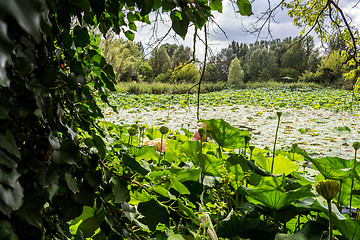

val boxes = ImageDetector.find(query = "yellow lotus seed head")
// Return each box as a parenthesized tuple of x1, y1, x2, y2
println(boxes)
(276, 112, 283, 118)
(130, 123, 139, 130)
(315, 180, 340, 200)
(160, 126, 169, 134)
(244, 135, 251, 144)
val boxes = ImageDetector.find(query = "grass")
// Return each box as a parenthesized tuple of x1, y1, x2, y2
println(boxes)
(115, 80, 322, 94)
(115, 81, 228, 94)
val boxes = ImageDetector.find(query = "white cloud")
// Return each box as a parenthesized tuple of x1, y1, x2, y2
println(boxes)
(131, 0, 360, 59)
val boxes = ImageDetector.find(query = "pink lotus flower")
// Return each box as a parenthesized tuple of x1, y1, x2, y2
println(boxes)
(193, 130, 207, 142)
(144, 138, 166, 152)
(193, 121, 209, 141)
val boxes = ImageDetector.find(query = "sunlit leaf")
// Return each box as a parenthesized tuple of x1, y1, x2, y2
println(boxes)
(202, 119, 250, 149)
(245, 186, 315, 210)
(253, 152, 298, 175)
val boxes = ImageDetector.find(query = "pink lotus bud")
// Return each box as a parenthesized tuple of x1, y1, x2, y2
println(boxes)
(155, 139, 166, 152)
(145, 138, 166, 152)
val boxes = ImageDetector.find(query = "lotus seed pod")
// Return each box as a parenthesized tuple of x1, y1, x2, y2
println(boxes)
(198, 128, 207, 138)
(353, 142, 360, 150)
(160, 126, 169, 134)
(128, 127, 137, 136)
(276, 112, 283, 118)
(315, 180, 340, 200)
(244, 135, 251, 144)
(292, 143, 298, 149)
(249, 146, 255, 152)
(130, 123, 139, 130)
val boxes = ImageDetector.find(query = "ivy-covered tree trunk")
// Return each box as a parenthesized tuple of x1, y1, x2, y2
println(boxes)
(0, 0, 253, 238)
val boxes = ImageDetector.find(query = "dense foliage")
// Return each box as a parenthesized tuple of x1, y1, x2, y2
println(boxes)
(100, 35, 353, 87)
(1, 0, 360, 239)
(0, 0, 251, 239)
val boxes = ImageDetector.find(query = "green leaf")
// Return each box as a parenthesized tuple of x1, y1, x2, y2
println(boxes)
(0, 130, 20, 159)
(138, 199, 170, 231)
(162, 1, 176, 11)
(218, 215, 276, 239)
(311, 156, 353, 180)
(139, 0, 154, 16)
(245, 186, 315, 210)
(78, 0, 90, 10)
(154, 186, 169, 198)
(65, 172, 79, 193)
(93, 135, 106, 158)
(253, 153, 298, 175)
(130, 145, 158, 161)
(170, 176, 190, 195)
(171, 18, 189, 39)
(73, 26, 90, 47)
(123, 154, 149, 176)
(210, 0, 222, 12)
(0, 150, 18, 169)
(236, 0, 253, 16)
(168, 230, 186, 240)
(146, 127, 162, 140)
(51, 139, 79, 164)
(129, 189, 152, 205)
(0, 166, 20, 188)
(0, 0, 42, 42)
(202, 119, 250, 149)
(124, 30, 135, 41)
(0, 181, 24, 213)
(180, 141, 222, 176)
(275, 221, 328, 240)
(0, 22, 11, 88)
(111, 178, 130, 204)
(335, 219, 360, 240)
(16, 194, 43, 229)
(0, 220, 18, 240)
(100, 72, 116, 91)
(77, 216, 100, 238)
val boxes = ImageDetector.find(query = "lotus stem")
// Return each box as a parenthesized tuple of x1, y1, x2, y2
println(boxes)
(327, 199, 333, 240)
(337, 180, 342, 209)
(271, 112, 282, 173)
(350, 142, 360, 217)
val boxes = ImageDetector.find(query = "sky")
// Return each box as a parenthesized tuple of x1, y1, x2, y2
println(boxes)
(133, 0, 304, 59)
(132, 0, 360, 59)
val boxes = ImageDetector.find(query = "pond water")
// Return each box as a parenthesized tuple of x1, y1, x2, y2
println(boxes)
(103, 103, 360, 159)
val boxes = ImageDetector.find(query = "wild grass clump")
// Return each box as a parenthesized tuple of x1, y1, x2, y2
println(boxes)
(244, 80, 321, 89)
(116, 81, 230, 94)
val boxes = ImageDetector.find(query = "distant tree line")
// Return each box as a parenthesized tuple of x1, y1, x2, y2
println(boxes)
(99, 32, 352, 87)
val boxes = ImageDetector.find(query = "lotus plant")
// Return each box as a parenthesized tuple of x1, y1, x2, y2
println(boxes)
(350, 141, 360, 216)
(271, 112, 282, 173)
(316, 180, 340, 240)
(144, 138, 166, 153)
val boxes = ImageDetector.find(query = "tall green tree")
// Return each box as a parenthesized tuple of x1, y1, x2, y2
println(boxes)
(246, 48, 278, 81)
(148, 46, 171, 77)
(228, 57, 244, 86)
(172, 45, 192, 68)
(99, 35, 144, 81)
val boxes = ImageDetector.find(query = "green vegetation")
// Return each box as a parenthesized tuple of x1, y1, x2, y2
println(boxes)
(99, 35, 354, 92)
(108, 87, 358, 112)
(1, 0, 360, 239)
